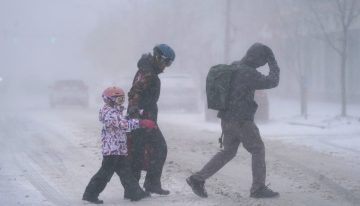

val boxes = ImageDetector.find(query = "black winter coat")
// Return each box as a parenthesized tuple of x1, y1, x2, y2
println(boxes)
(218, 43, 280, 121)
(128, 54, 162, 121)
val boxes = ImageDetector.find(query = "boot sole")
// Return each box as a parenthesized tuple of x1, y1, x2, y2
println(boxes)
(186, 178, 208, 198)
(250, 193, 280, 198)
(145, 190, 170, 195)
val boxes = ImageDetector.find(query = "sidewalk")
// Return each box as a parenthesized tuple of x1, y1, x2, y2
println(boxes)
(159, 97, 360, 158)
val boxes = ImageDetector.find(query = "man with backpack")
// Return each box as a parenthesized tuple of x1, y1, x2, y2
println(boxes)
(186, 43, 280, 198)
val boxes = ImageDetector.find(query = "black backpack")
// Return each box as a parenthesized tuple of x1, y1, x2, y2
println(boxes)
(206, 64, 237, 111)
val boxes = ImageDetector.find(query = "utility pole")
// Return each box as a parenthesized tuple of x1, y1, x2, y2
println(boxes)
(224, 0, 231, 64)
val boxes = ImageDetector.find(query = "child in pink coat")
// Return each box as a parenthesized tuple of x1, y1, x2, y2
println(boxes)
(82, 86, 156, 204)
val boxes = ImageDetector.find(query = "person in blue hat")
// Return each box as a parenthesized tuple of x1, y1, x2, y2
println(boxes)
(127, 44, 175, 196)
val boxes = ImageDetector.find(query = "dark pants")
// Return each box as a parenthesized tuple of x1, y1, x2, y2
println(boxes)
(83, 155, 143, 199)
(130, 127, 167, 189)
(192, 120, 266, 193)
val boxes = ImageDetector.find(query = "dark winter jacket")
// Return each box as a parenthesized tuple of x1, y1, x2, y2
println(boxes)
(218, 43, 280, 121)
(128, 54, 162, 122)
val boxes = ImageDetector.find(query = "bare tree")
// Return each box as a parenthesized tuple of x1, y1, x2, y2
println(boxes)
(273, 0, 310, 118)
(308, 0, 360, 117)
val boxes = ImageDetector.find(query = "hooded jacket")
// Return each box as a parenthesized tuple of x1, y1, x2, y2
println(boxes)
(99, 104, 140, 156)
(128, 53, 162, 121)
(218, 43, 280, 121)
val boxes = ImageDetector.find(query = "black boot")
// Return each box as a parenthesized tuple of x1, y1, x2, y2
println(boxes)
(82, 196, 104, 204)
(186, 176, 208, 198)
(129, 190, 151, 201)
(124, 190, 130, 199)
(146, 187, 170, 195)
(250, 185, 279, 198)
(144, 185, 170, 195)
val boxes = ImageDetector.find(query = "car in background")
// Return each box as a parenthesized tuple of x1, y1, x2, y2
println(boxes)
(158, 74, 201, 112)
(49, 80, 89, 108)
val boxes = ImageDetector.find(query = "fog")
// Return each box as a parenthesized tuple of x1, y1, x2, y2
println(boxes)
(1, 0, 359, 112)
(2, 1, 360, 205)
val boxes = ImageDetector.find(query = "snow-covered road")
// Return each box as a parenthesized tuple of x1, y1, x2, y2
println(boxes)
(1, 106, 360, 206)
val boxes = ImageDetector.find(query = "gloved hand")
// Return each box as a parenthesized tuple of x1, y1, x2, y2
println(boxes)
(263, 45, 276, 63)
(127, 106, 140, 118)
(139, 119, 157, 129)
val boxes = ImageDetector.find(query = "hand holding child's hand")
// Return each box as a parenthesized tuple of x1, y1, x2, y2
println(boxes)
(139, 119, 157, 129)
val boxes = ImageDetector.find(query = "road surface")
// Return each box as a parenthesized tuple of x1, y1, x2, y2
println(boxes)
(1, 107, 360, 206)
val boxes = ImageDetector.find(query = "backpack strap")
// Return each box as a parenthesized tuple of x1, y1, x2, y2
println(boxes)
(218, 132, 224, 149)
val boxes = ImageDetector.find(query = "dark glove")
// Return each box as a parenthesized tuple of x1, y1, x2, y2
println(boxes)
(127, 106, 140, 118)
(139, 119, 157, 129)
(264, 45, 276, 63)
